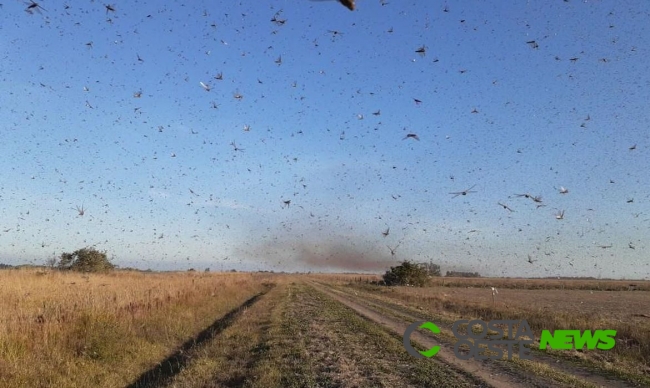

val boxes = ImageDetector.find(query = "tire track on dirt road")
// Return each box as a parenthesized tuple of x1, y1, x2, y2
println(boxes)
(310, 282, 541, 388)
(126, 285, 274, 388)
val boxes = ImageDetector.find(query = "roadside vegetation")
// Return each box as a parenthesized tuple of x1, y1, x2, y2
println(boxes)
(0, 268, 273, 387)
(382, 260, 433, 286)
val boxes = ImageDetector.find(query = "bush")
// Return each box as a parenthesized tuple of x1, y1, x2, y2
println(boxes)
(382, 260, 430, 287)
(445, 271, 481, 277)
(57, 247, 115, 273)
(421, 260, 441, 276)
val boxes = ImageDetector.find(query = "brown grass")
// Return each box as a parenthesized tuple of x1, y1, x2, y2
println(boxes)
(3, 269, 647, 387)
(0, 268, 273, 387)
(428, 277, 650, 291)
(314, 273, 650, 291)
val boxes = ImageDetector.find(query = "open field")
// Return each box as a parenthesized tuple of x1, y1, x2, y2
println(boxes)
(309, 274, 650, 291)
(1, 269, 649, 387)
(0, 268, 276, 387)
(315, 275, 650, 386)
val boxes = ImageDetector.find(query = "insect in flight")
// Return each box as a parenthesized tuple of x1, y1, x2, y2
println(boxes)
(402, 133, 420, 141)
(387, 243, 400, 257)
(311, 0, 355, 11)
(555, 186, 569, 194)
(515, 193, 542, 203)
(498, 202, 514, 212)
(450, 185, 477, 198)
(526, 40, 538, 49)
(74, 205, 85, 216)
(339, 0, 355, 9)
(230, 141, 244, 152)
(25, 1, 46, 14)
(271, 11, 286, 25)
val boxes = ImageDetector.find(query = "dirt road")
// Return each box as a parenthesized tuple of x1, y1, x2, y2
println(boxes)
(133, 280, 642, 387)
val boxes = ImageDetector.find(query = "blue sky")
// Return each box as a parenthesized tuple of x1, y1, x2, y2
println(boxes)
(1, 0, 648, 278)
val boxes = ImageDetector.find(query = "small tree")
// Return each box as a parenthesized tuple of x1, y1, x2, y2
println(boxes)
(57, 247, 114, 273)
(383, 260, 429, 287)
(420, 260, 441, 277)
(45, 255, 57, 269)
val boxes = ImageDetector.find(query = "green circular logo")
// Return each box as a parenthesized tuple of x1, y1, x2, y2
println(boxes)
(403, 321, 440, 358)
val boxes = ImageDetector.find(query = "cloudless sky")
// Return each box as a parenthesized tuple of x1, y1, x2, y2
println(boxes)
(1, 0, 649, 278)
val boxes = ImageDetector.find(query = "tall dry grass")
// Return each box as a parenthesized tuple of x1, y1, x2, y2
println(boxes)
(305, 273, 380, 284)
(0, 268, 274, 387)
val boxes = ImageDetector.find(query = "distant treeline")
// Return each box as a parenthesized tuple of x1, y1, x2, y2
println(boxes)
(0, 263, 14, 269)
(445, 271, 481, 278)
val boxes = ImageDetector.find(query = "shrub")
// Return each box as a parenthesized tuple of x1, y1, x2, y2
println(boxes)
(445, 271, 482, 277)
(57, 247, 115, 273)
(383, 260, 430, 287)
(420, 260, 441, 277)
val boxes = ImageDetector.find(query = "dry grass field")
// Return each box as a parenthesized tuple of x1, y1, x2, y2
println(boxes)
(1, 269, 649, 387)
(0, 268, 276, 387)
